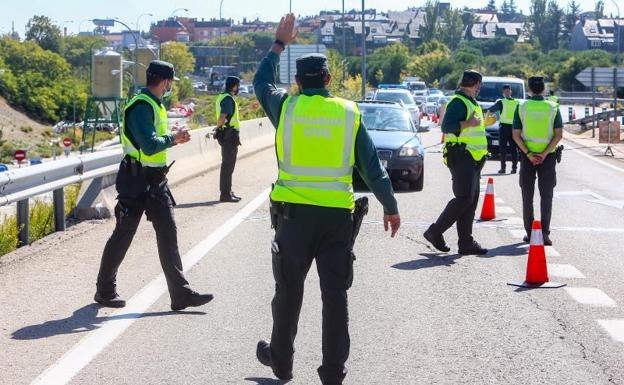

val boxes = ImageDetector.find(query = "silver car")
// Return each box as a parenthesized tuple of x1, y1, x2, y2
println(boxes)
(373, 89, 421, 129)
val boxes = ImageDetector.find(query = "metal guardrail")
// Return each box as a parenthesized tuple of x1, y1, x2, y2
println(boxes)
(0, 148, 123, 245)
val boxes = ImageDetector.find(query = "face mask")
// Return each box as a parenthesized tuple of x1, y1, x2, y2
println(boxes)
(163, 81, 173, 98)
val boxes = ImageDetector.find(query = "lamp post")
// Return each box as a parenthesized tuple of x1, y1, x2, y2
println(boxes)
(136, 13, 153, 34)
(78, 19, 93, 34)
(288, 0, 292, 86)
(220, 0, 226, 20)
(610, 0, 621, 126)
(361, 0, 367, 99)
(170, 8, 189, 19)
(342, 0, 346, 85)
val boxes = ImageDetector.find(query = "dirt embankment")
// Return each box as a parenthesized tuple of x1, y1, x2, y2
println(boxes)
(0, 96, 51, 144)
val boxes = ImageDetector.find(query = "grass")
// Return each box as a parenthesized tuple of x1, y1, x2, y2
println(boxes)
(0, 183, 82, 258)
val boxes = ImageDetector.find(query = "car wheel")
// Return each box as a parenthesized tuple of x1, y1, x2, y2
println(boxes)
(409, 168, 424, 191)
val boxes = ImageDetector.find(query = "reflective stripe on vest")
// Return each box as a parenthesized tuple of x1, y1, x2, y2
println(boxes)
(500, 98, 519, 124)
(121, 92, 169, 167)
(443, 94, 489, 161)
(215, 93, 240, 130)
(271, 95, 360, 210)
(519, 99, 557, 153)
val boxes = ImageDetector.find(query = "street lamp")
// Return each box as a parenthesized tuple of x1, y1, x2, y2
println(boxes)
(136, 13, 153, 33)
(170, 8, 189, 19)
(610, 0, 620, 127)
(361, 0, 367, 99)
(78, 19, 93, 34)
(220, 0, 226, 20)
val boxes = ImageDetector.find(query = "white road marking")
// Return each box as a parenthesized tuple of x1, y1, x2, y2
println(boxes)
(509, 229, 527, 239)
(500, 217, 523, 225)
(565, 139, 624, 174)
(597, 320, 624, 343)
(564, 287, 617, 307)
(547, 264, 585, 279)
(496, 206, 515, 214)
(30, 188, 271, 385)
(495, 198, 504, 204)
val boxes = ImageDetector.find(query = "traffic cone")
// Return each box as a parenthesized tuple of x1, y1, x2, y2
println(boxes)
(479, 178, 496, 220)
(572, 110, 576, 120)
(508, 221, 566, 289)
(440, 133, 445, 144)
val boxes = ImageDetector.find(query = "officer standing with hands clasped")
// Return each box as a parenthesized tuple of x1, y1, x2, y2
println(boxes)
(513, 76, 563, 246)
(486, 84, 519, 174)
(253, 14, 400, 385)
(212, 76, 243, 202)
(94, 60, 213, 311)
(424, 70, 489, 256)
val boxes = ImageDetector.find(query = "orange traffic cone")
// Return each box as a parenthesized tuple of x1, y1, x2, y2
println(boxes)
(479, 178, 496, 220)
(508, 221, 566, 288)
(572, 110, 576, 120)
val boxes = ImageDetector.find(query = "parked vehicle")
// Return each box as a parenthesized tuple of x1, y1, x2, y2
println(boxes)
(373, 89, 421, 129)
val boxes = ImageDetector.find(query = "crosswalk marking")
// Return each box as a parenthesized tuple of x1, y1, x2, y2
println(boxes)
(564, 287, 617, 307)
(547, 264, 585, 278)
(597, 320, 624, 343)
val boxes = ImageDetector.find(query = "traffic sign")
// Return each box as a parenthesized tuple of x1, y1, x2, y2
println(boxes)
(576, 67, 624, 87)
(14, 149, 26, 162)
(63, 137, 72, 147)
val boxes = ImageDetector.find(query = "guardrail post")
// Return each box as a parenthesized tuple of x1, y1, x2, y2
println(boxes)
(53, 188, 66, 232)
(16, 199, 29, 246)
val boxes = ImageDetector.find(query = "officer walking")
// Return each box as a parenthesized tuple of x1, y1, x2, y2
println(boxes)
(512, 76, 563, 246)
(424, 70, 488, 255)
(94, 61, 213, 311)
(253, 14, 400, 385)
(547, 89, 560, 105)
(214, 76, 242, 202)
(486, 85, 519, 174)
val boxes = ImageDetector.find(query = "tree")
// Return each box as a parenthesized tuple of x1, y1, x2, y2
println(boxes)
(501, 0, 511, 20)
(366, 43, 410, 86)
(509, 0, 518, 16)
(544, 1, 564, 51)
(161, 42, 195, 75)
(486, 0, 497, 12)
(407, 49, 453, 85)
(421, 0, 441, 44)
(595, 0, 605, 19)
(440, 8, 465, 50)
(529, 0, 549, 51)
(25, 15, 62, 53)
(61, 35, 107, 69)
(561, 1, 582, 48)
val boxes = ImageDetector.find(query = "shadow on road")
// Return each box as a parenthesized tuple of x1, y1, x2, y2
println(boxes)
(478, 242, 527, 258)
(391, 252, 462, 270)
(12, 303, 205, 340)
(244, 377, 287, 385)
(175, 200, 221, 209)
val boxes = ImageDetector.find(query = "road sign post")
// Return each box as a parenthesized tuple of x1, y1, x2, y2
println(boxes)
(14, 149, 26, 167)
(63, 137, 72, 157)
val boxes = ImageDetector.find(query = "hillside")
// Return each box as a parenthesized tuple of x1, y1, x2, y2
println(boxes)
(0, 96, 51, 144)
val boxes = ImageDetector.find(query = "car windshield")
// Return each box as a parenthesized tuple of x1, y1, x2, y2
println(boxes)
(477, 82, 524, 102)
(427, 96, 439, 103)
(408, 83, 426, 91)
(359, 105, 413, 132)
(375, 92, 416, 106)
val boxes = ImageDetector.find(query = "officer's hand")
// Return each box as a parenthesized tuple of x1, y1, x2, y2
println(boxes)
(529, 154, 542, 165)
(383, 214, 401, 238)
(173, 129, 191, 145)
(276, 13, 298, 45)
(467, 111, 482, 127)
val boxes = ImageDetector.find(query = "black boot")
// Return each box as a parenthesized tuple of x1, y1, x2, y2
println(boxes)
(256, 340, 293, 381)
(424, 224, 450, 252)
(171, 291, 214, 311)
(458, 240, 488, 255)
(94, 291, 126, 308)
(220, 192, 241, 203)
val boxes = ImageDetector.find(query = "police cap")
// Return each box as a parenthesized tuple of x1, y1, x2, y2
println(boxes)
(296, 53, 329, 77)
(147, 60, 179, 80)
(461, 70, 482, 84)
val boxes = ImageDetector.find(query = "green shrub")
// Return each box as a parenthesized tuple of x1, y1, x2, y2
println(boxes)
(0, 215, 19, 256)
(29, 199, 54, 242)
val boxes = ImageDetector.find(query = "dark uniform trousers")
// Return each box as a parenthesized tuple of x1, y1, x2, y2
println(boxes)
(499, 123, 518, 170)
(432, 145, 485, 245)
(219, 127, 240, 196)
(270, 203, 354, 385)
(519, 153, 557, 236)
(96, 161, 192, 302)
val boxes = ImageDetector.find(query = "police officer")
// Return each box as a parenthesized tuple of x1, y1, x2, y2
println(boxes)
(214, 76, 242, 202)
(512, 76, 563, 246)
(94, 61, 213, 311)
(547, 89, 560, 105)
(252, 14, 400, 385)
(424, 70, 488, 255)
(486, 85, 519, 174)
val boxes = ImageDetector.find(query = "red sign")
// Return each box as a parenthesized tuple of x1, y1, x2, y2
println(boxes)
(14, 150, 26, 162)
(63, 137, 73, 147)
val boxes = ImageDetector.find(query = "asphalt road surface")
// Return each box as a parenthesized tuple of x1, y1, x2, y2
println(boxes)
(2, 127, 624, 385)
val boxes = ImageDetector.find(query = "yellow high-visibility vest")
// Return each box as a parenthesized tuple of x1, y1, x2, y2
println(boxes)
(444, 94, 488, 161)
(519, 99, 558, 153)
(215, 93, 240, 130)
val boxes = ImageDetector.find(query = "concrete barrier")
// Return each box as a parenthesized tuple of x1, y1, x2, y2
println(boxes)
(74, 117, 275, 219)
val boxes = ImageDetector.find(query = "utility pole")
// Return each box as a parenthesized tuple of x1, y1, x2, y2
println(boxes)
(361, 0, 367, 99)
(342, 0, 346, 85)
(611, 0, 620, 127)
(288, 0, 292, 86)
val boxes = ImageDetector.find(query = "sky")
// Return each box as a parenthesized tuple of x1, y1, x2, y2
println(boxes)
(0, 0, 619, 36)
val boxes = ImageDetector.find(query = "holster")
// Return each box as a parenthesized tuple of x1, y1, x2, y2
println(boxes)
(556, 145, 564, 163)
(269, 199, 295, 229)
(350, 197, 369, 257)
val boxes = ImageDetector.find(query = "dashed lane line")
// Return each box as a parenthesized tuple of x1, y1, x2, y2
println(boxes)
(29, 188, 272, 385)
(547, 264, 586, 279)
(597, 320, 624, 343)
(564, 287, 617, 307)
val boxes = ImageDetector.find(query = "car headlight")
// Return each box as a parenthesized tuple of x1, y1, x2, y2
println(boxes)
(399, 146, 418, 157)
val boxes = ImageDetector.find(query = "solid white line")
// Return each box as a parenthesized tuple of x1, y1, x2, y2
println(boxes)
(30, 188, 271, 385)
(564, 139, 624, 174)
(547, 264, 585, 279)
(597, 319, 624, 343)
(564, 287, 617, 307)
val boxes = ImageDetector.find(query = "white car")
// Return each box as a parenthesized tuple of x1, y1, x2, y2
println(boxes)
(424, 95, 442, 116)
(373, 89, 422, 130)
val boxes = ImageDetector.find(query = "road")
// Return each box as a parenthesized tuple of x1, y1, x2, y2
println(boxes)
(2, 127, 624, 385)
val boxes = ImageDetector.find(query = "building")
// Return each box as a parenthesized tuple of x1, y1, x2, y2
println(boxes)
(466, 21, 528, 42)
(150, 17, 232, 43)
(570, 18, 624, 52)
(151, 18, 187, 42)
